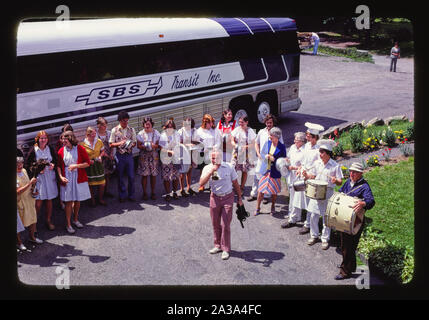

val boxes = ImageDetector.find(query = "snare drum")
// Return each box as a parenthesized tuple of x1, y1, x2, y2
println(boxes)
(325, 192, 365, 235)
(305, 179, 328, 200)
(293, 180, 306, 192)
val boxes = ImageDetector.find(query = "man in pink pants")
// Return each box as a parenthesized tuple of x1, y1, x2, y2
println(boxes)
(200, 149, 243, 260)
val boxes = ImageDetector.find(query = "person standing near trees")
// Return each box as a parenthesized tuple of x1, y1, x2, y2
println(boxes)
(310, 32, 320, 55)
(390, 42, 400, 72)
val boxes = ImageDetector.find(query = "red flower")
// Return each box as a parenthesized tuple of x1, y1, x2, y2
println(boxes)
(382, 153, 385, 156)
(389, 148, 391, 151)
(334, 129, 339, 137)
(401, 141, 405, 144)
(405, 138, 408, 141)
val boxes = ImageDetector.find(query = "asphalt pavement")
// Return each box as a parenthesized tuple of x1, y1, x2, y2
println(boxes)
(16, 52, 413, 292)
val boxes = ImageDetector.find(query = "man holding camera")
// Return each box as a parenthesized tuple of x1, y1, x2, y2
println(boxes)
(199, 148, 243, 260)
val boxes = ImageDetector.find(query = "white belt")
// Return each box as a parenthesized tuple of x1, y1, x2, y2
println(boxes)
(212, 191, 233, 197)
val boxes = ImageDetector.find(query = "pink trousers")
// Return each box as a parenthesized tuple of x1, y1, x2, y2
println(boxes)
(210, 192, 234, 252)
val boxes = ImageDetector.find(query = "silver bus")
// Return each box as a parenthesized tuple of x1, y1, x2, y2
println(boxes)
(17, 17, 301, 155)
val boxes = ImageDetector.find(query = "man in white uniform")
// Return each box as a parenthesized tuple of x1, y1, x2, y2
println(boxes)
(302, 139, 343, 250)
(298, 122, 324, 235)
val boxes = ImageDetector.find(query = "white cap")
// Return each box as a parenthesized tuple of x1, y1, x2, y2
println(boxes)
(349, 162, 364, 173)
(305, 122, 324, 135)
(318, 139, 336, 151)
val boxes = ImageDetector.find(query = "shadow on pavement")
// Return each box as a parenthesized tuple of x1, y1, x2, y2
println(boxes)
(230, 250, 285, 267)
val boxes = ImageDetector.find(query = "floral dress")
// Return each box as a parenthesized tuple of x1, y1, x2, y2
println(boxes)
(136, 129, 161, 176)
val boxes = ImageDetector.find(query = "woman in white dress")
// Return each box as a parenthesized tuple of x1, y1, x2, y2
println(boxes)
(216, 109, 236, 162)
(281, 132, 307, 228)
(196, 114, 221, 192)
(177, 117, 200, 196)
(159, 119, 181, 201)
(230, 116, 256, 194)
(26, 131, 58, 230)
(57, 131, 91, 234)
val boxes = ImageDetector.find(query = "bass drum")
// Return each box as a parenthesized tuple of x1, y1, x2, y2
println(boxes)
(325, 192, 365, 235)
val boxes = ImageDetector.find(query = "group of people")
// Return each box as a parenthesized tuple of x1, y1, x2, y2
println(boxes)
(16, 109, 375, 280)
(201, 119, 375, 280)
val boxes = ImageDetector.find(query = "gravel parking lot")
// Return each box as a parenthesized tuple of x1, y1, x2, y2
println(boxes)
(16, 52, 414, 294)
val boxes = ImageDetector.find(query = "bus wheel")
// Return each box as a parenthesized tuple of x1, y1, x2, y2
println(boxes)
(256, 100, 271, 125)
(233, 108, 249, 122)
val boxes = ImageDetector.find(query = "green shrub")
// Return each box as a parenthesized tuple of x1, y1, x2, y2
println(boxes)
(404, 122, 414, 141)
(382, 127, 396, 147)
(350, 127, 364, 152)
(358, 226, 414, 284)
(332, 140, 344, 158)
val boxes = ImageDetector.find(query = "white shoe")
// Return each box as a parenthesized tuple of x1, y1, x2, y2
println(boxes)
(73, 220, 83, 228)
(209, 247, 222, 254)
(221, 251, 230, 260)
(18, 243, 27, 251)
(29, 237, 44, 244)
(66, 226, 76, 234)
(321, 242, 330, 250)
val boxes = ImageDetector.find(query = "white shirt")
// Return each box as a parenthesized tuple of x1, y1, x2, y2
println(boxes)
(159, 130, 180, 150)
(137, 129, 161, 145)
(311, 32, 319, 41)
(177, 127, 199, 145)
(196, 127, 221, 151)
(202, 162, 238, 196)
(309, 158, 343, 189)
(302, 141, 320, 170)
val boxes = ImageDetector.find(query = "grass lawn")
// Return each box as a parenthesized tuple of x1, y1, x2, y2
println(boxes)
(363, 157, 414, 248)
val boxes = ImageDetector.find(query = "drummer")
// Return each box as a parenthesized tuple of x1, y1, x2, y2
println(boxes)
(302, 139, 343, 250)
(281, 132, 306, 228)
(335, 162, 375, 280)
(297, 122, 324, 235)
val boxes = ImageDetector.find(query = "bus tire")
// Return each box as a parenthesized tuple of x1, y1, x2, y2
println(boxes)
(229, 95, 257, 127)
(255, 92, 278, 128)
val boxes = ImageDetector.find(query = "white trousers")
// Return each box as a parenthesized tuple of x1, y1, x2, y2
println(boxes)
(308, 211, 331, 243)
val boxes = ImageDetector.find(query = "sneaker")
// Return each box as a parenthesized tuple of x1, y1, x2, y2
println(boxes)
(29, 237, 44, 244)
(321, 242, 330, 250)
(209, 247, 222, 254)
(307, 237, 319, 246)
(221, 251, 230, 260)
(18, 243, 27, 251)
(66, 226, 76, 234)
(72, 220, 84, 228)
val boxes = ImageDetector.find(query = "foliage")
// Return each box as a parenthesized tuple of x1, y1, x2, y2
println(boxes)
(381, 148, 392, 161)
(365, 154, 380, 167)
(332, 140, 344, 158)
(363, 136, 380, 151)
(357, 157, 414, 284)
(399, 141, 414, 157)
(349, 126, 364, 153)
(358, 226, 414, 284)
(382, 127, 397, 147)
(404, 122, 414, 141)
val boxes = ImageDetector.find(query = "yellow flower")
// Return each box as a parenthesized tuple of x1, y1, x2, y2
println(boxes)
(371, 145, 375, 148)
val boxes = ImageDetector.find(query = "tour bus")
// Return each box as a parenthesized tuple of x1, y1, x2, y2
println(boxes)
(17, 17, 301, 155)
